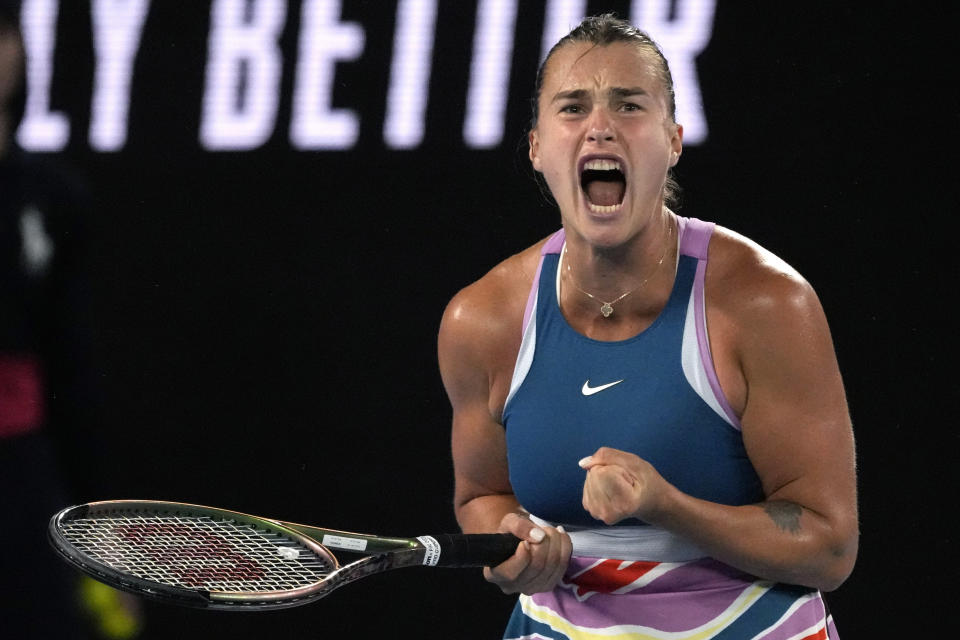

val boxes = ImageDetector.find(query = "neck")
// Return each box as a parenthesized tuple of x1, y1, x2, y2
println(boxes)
(563, 210, 676, 302)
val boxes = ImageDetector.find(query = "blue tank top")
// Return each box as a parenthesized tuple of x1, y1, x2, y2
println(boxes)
(503, 218, 763, 528)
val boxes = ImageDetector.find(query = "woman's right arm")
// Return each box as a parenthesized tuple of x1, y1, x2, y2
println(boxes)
(438, 277, 571, 594)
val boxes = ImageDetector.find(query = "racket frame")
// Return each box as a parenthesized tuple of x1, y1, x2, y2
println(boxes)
(48, 500, 435, 610)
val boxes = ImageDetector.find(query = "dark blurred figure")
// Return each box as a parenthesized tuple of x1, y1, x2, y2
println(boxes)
(1, 2, 140, 637)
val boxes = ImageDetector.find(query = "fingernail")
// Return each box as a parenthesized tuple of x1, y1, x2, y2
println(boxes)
(530, 528, 545, 543)
(557, 525, 566, 534)
(578, 456, 592, 468)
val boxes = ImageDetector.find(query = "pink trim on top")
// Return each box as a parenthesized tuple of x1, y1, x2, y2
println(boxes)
(678, 216, 710, 259)
(522, 230, 566, 334)
(683, 218, 742, 429)
(676, 215, 689, 254)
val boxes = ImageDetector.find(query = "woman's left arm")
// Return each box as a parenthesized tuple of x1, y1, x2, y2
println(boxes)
(581, 248, 859, 591)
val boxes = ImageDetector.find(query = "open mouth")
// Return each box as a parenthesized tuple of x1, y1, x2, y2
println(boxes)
(580, 158, 626, 213)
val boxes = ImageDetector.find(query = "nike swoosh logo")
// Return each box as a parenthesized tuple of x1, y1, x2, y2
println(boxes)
(581, 379, 624, 396)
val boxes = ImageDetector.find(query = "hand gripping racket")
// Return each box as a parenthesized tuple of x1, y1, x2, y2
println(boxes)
(49, 500, 519, 611)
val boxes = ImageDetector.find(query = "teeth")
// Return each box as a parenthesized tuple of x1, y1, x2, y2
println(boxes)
(588, 203, 621, 214)
(583, 159, 622, 172)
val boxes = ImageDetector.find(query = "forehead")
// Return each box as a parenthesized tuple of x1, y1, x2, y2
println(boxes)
(541, 41, 662, 97)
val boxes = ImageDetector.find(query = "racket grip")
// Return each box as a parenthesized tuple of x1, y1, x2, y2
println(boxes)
(432, 533, 520, 568)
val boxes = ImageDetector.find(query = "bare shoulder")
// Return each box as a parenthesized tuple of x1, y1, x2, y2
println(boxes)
(702, 225, 839, 417)
(437, 237, 550, 399)
(705, 225, 823, 326)
(440, 241, 544, 341)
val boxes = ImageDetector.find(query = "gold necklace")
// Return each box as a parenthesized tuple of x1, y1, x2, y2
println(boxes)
(564, 219, 673, 318)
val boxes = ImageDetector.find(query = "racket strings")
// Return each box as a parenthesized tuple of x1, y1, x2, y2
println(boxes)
(59, 514, 335, 593)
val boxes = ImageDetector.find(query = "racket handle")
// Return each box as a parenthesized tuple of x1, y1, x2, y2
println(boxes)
(431, 533, 520, 568)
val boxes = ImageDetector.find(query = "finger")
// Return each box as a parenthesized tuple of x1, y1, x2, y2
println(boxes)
(580, 446, 637, 470)
(579, 455, 598, 470)
(500, 512, 547, 544)
(517, 527, 568, 594)
(539, 529, 571, 592)
(484, 540, 530, 593)
(583, 468, 620, 523)
(540, 526, 571, 589)
(582, 477, 605, 521)
(582, 466, 611, 506)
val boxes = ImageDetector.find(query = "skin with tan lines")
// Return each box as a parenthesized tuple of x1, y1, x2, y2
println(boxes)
(437, 37, 858, 599)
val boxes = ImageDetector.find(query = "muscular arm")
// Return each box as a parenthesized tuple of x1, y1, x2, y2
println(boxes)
(438, 279, 521, 533)
(581, 232, 858, 591)
(438, 254, 572, 593)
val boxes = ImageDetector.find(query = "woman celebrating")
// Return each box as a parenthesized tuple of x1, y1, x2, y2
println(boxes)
(438, 14, 857, 640)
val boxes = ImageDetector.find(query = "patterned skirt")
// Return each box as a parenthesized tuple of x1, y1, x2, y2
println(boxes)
(503, 556, 838, 640)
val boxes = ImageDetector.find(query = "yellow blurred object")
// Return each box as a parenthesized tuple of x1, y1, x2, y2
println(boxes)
(77, 575, 143, 639)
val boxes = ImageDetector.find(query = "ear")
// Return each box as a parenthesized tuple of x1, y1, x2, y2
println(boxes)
(669, 123, 683, 167)
(528, 129, 542, 172)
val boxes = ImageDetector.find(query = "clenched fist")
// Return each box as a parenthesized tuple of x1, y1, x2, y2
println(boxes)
(580, 447, 671, 525)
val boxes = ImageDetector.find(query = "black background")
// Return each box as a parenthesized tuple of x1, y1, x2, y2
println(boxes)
(19, 1, 956, 637)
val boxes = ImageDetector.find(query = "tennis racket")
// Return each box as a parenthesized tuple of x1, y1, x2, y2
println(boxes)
(49, 500, 519, 611)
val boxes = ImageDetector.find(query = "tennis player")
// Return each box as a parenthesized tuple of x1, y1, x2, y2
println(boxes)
(438, 14, 858, 639)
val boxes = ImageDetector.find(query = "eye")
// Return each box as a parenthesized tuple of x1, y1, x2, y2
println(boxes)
(560, 104, 585, 114)
(619, 102, 642, 112)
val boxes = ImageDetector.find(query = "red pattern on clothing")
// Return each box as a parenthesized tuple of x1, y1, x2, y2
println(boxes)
(568, 559, 660, 597)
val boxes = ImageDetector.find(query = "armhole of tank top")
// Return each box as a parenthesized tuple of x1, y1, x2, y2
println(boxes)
(504, 286, 538, 417)
(504, 232, 563, 422)
(679, 219, 742, 430)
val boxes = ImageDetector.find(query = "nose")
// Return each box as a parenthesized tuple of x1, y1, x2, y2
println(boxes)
(586, 109, 615, 143)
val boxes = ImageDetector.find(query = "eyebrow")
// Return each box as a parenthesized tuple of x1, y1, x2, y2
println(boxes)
(550, 86, 650, 103)
(610, 86, 649, 99)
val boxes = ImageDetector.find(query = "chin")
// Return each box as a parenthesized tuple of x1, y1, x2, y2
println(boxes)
(567, 199, 634, 246)
(572, 222, 633, 251)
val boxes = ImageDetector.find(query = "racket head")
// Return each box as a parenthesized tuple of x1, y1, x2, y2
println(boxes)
(49, 500, 341, 610)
